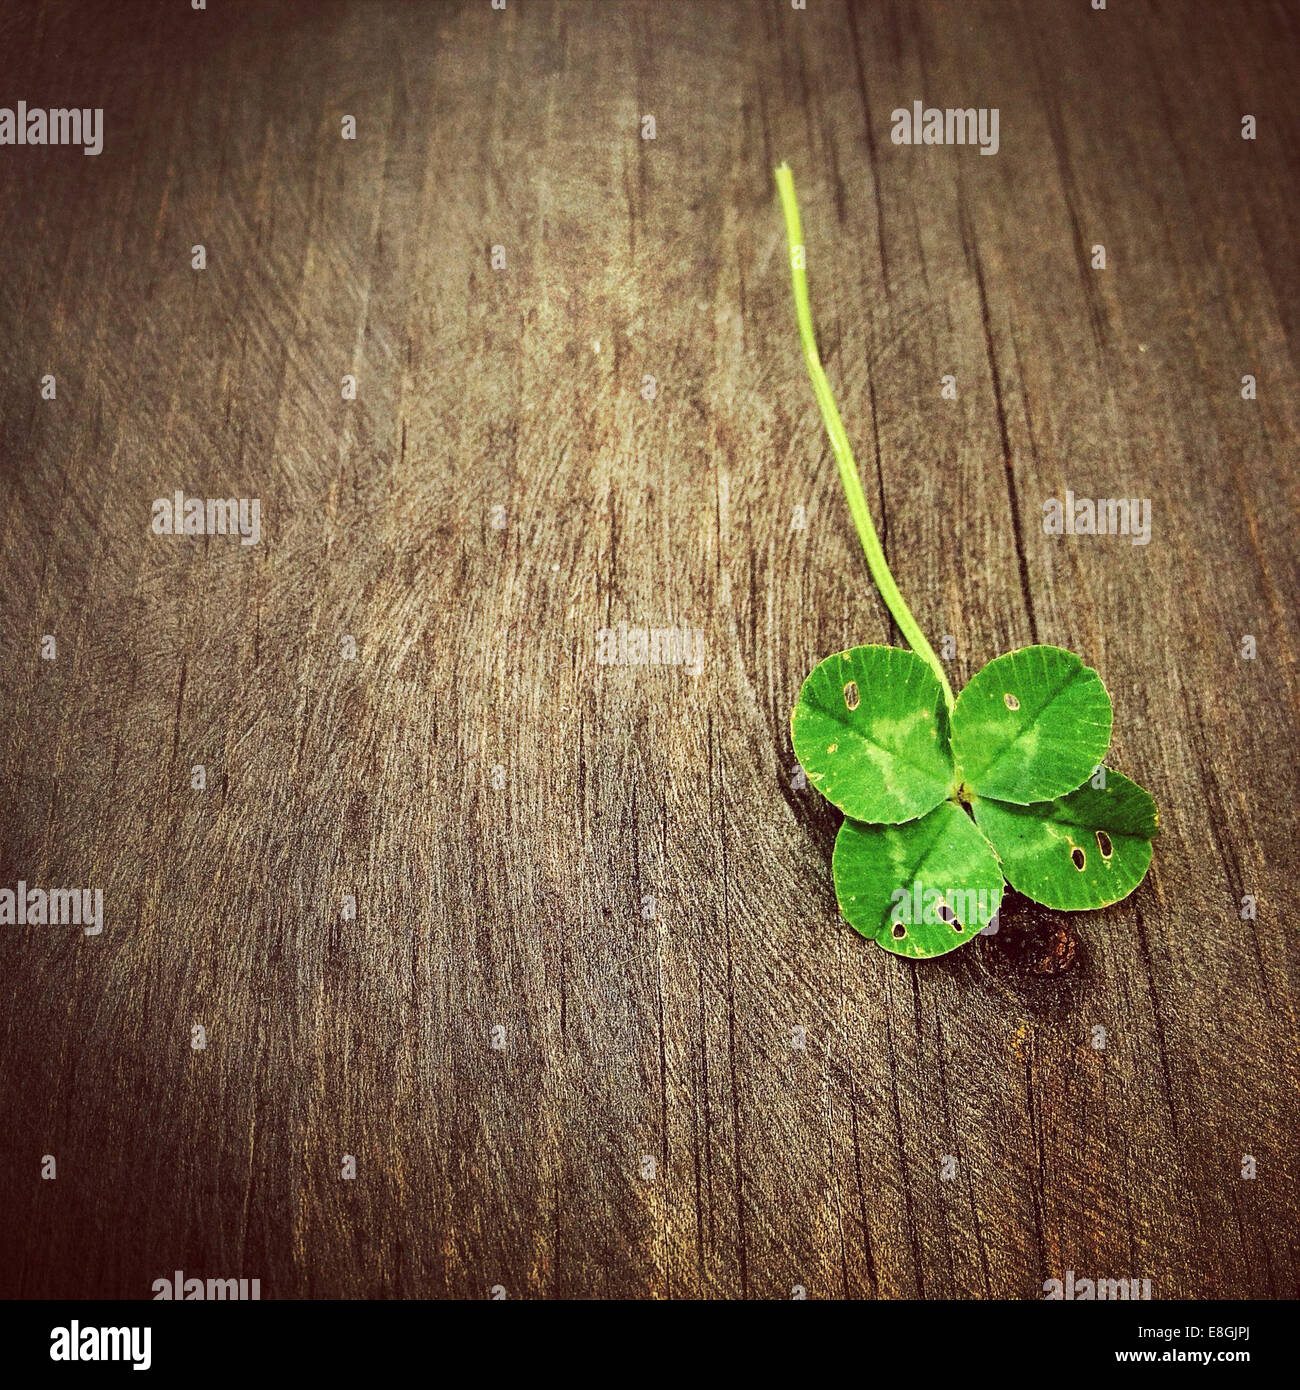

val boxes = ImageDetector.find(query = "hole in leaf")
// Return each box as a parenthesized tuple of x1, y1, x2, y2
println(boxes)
(891, 922, 906, 939)
(1003, 692, 1020, 710)
(1096, 830, 1113, 858)
(844, 681, 860, 711)
(1071, 847, 1086, 870)
(934, 901, 964, 933)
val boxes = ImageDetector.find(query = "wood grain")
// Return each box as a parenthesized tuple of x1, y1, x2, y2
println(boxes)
(0, 0, 1296, 1299)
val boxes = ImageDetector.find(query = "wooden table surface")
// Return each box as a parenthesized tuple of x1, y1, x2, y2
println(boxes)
(1, 0, 1296, 1300)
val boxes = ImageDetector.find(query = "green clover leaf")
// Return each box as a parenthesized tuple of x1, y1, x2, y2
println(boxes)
(775, 163, 1160, 961)
(791, 646, 953, 824)
(972, 769, 1159, 911)
(950, 646, 1113, 804)
(834, 802, 1004, 958)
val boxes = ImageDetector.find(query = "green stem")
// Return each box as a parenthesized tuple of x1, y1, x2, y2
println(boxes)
(774, 162, 955, 712)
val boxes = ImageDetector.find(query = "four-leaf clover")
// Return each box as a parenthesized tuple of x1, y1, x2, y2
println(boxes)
(775, 163, 1159, 959)
(792, 644, 1159, 958)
